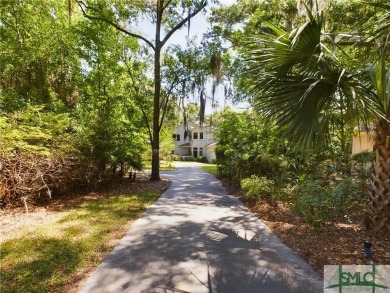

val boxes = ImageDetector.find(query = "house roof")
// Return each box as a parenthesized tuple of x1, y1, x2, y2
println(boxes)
(175, 122, 215, 132)
(179, 142, 191, 147)
(204, 141, 217, 148)
(355, 125, 373, 132)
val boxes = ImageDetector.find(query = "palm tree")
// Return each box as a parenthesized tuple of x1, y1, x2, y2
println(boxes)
(246, 4, 389, 233)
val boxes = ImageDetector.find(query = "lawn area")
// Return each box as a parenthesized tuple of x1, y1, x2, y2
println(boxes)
(0, 179, 170, 293)
(143, 161, 175, 171)
(200, 164, 218, 175)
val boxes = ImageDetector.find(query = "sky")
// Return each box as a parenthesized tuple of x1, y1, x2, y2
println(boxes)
(136, 0, 236, 46)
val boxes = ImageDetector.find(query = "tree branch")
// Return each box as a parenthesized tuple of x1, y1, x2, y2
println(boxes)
(159, 77, 183, 130)
(123, 54, 154, 143)
(75, 0, 156, 51)
(161, 0, 207, 47)
(162, 0, 174, 12)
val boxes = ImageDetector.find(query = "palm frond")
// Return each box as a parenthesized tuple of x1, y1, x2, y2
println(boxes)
(358, 1, 390, 44)
(246, 12, 377, 147)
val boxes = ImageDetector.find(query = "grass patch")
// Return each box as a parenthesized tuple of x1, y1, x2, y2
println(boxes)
(160, 163, 175, 171)
(201, 164, 218, 175)
(0, 192, 161, 293)
(143, 160, 175, 171)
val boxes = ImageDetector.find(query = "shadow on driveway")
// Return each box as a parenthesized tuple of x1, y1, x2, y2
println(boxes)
(79, 163, 322, 293)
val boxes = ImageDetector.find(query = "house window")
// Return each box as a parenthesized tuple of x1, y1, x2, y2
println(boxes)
(200, 132, 203, 139)
(193, 132, 198, 139)
(172, 134, 180, 141)
(199, 147, 203, 156)
(193, 147, 198, 158)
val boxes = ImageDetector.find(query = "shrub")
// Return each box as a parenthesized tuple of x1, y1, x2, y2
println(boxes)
(293, 179, 330, 227)
(293, 177, 366, 227)
(179, 156, 195, 161)
(241, 175, 273, 204)
(218, 152, 282, 184)
(352, 151, 375, 179)
(249, 154, 281, 179)
(197, 156, 208, 163)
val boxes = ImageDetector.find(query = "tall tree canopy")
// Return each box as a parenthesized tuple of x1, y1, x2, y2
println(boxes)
(75, 0, 212, 180)
(0, 0, 150, 202)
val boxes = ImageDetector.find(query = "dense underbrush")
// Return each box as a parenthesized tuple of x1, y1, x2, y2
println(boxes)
(0, 151, 99, 208)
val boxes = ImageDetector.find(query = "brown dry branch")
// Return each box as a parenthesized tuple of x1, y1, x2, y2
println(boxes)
(0, 151, 100, 209)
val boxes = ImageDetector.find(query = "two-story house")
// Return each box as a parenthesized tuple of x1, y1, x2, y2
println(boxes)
(172, 123, 216, 162)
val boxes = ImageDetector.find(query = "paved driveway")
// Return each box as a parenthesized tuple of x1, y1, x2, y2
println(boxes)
(79, 162, 323, 293)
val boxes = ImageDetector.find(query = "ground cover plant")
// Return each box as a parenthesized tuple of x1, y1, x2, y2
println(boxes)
(0, 176, 170, 293)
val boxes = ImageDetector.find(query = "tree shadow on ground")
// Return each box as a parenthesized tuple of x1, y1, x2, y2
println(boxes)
(80, 166, 322, 293)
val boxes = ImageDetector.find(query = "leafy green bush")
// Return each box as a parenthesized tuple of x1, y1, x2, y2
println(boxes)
(352, 151, 375, 179)
(293, 177, 366, 227)
(197, 156, 208, 163)
(217, 152, 283, 183)
(241, 175, 273, 204)
(179, 156, 195, 161)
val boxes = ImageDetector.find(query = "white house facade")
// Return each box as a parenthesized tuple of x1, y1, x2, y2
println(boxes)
(172, 123, 217, 162)
(352, 126, 374, 154)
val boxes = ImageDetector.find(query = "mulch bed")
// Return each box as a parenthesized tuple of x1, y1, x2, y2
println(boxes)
(223, 180, 390, 276)
(250, 201, 390, 275)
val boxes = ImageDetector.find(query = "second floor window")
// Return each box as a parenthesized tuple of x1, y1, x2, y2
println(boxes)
(193, 132, 198, 139)
(172, 134, 180, 141)
(200, 132, 203, 139)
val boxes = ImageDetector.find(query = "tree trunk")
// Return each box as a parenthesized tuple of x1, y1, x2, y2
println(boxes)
(150, 52, 161, 180)
(367, 118, 390, 234)
(120, 162, 124, 178)
(150, 1, 162, 181)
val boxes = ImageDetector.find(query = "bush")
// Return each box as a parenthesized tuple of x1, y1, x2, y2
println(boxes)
(197, 156, 208, 163)
(218, 152, 283, 183)
(352, 151, 375, 179)
(293, 177, 366, 227)
(179, 156, 195, 161)
(241, 175, 273, 204)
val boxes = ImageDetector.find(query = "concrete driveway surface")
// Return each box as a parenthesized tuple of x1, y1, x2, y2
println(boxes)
(78, 162, 323, 293)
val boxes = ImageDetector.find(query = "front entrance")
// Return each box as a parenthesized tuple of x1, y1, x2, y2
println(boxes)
(193, 147, 198, 158)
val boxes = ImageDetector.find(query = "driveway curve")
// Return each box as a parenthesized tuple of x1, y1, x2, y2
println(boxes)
(79, 162, 323, 293)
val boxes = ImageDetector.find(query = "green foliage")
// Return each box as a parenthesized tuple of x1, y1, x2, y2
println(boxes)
(352, 150, 375, 179)
(0, 0, 152, 204)
(197, 156, 208, 163)
(180, 156, 196, 161)
(0, 0, 81, 111)
(215, 109, 287, 183)
(293, 177, 366, 227)
(143, 127, 174, 165)
(0, 106, 76, 156)
(352, 150, 376, 165)
(241, 175, 273, 204)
